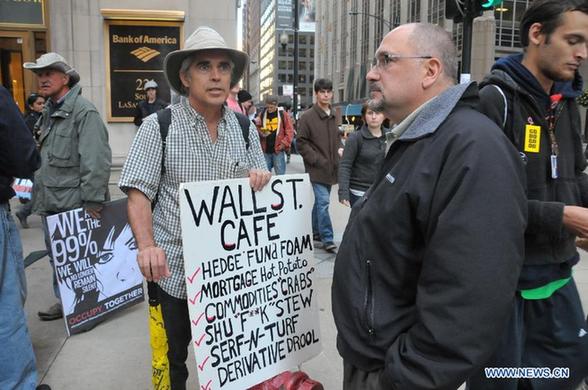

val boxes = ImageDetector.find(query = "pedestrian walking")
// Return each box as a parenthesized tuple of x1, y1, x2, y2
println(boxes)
(332, 23, 527, 390)
(226, 83, 243, 114)
(470, 1, 588, 389)
(237, 88, 255, 119)
(296, 78, 340, 252)
(119, 26, 270, 389)
(15, 93, 45, 229)
(255, 95, 294, 175)
(338, 102, 387, 207)
(24, 52, 112, 321)
(0, 85, 48, 389)
(134, 80, 167, 127)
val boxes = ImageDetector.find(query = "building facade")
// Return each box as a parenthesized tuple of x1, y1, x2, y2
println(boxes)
(243, 0, 262, 100)
(1, 0, 240, 182)
(315, 0, 588, 111)
(244, 0, 315, 108)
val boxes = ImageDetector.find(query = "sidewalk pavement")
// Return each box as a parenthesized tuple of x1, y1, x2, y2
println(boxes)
(17, 154, 588, 389)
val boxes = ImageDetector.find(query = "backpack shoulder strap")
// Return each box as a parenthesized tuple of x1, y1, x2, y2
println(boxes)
(152, 108, 171, 211)
(235, 112, 250, 150)
(156, 108, 172, 173)
(490, 84, 508, 129)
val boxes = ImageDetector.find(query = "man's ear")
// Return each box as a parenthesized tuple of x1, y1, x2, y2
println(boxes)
(179, 71, 190, 88)
(527, 22, 545, 46)
(422, 57, 443, 89)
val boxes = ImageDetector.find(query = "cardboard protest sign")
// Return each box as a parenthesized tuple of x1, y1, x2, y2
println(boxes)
(47, 198, 144, 335)
(179, 174, 321, 390)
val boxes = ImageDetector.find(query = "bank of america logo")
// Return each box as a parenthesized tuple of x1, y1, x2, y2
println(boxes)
(130, 47, 160, 62)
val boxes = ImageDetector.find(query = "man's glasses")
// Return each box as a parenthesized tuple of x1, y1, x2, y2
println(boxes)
(370, 53, 432, 71)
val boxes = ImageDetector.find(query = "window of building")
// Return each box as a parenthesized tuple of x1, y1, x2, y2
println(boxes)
(279, 60, 287, 70)
(409, 0, 421, 22)
(495, 0, 530, 49)
(374, 0, 385, 49)
(299, 61, 306, 71)
(350, 0, 358, 66)
(428, 0, 445, 24)
(310, 35, 315, 45)
(390, 0, 401, 26)
(299, 35, 307, 45)
(299, 74, 306, 83)
(361, 0, 370, 67)
(299, 48, 306, 57)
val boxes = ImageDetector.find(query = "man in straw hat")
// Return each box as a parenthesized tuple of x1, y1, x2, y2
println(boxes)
(119, 26, 270, 388)
(23, 52, 112, 322)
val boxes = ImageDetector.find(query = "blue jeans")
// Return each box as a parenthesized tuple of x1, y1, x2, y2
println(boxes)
(264, 152, 286, 175)
(0, 203, 37, 389)
(311, 182, 334, 243)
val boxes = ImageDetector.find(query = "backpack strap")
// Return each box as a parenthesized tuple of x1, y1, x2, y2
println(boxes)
(491, 84, 509, 129)
(156, 108, 172, 173)
(235, 112, 250, 150)
(152, 107, 171, 210)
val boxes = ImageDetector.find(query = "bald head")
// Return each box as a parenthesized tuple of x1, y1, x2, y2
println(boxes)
(366, 23, 458, 124)
(404, 23, 458, 83)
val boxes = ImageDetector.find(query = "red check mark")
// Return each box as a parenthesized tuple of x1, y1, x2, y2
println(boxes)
(192, 312, 205, 327)
(198, 356, 210, 371)
(189, 290, 203, 305)
(201, 379, 212, 390)
(186, 267, 201, 284)
(194, 333, 206, 347)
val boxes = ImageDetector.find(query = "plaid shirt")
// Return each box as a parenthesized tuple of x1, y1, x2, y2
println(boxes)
(119, 98, 267, 299)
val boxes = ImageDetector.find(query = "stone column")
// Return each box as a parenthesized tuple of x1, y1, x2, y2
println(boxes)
(471, 10, 496, 82)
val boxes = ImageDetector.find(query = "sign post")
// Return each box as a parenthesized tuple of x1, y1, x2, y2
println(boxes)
(103, 19, 182, 122)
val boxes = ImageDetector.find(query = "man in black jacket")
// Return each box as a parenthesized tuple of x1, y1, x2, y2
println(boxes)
(331, 23, 527, 390)
(0, 86, 42, 388)
(472, 1, 588, 389)
(133, 80, 167, 127)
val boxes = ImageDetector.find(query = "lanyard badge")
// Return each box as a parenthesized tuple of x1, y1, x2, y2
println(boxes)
(546, 94, 563, 180)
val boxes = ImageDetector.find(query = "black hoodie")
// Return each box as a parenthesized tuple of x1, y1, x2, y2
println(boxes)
(0, 86, 40, 203)
(478, 54, 587, 288)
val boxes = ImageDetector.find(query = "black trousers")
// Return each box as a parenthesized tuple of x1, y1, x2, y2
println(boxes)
(343, 361, 385, 390)
(467, 279, 588, 390)
(159, 287, 192, 390)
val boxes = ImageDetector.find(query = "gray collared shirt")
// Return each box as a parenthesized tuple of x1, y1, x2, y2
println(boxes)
(119, 98, 267, 299)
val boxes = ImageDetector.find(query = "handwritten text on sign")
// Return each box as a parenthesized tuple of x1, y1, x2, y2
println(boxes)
(179, 174, 321, 390)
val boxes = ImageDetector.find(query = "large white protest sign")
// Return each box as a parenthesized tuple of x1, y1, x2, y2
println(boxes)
(179, 174, 321, 390)
(47, 198, 144, 335)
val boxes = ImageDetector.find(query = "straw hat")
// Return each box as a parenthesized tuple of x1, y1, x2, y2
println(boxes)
(164, 26, 248, 94)
(23, 52, 80, 86)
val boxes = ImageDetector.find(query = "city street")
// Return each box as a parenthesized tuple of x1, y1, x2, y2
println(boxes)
(18, 154, 588, 390)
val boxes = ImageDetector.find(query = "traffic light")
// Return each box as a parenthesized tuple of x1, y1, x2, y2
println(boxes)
(446, 0, 504, 23)
(482, 0, 504, 8)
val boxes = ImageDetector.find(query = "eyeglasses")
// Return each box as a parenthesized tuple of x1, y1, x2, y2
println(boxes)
(370, 53, 432, 71)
